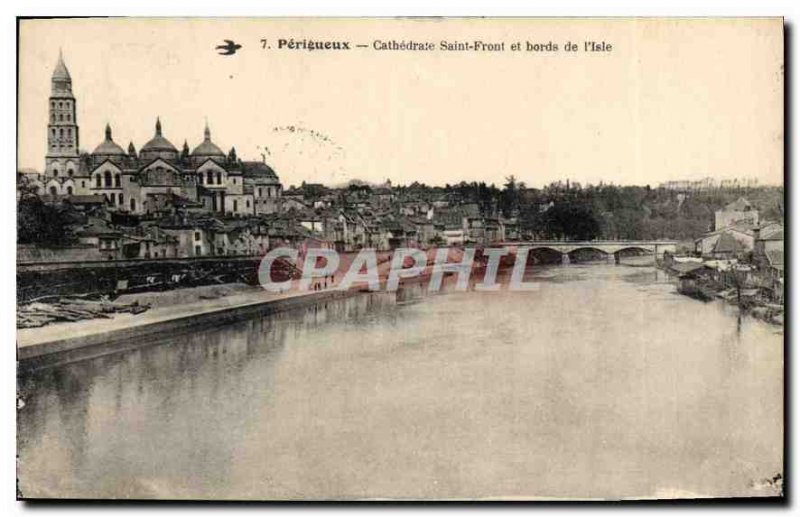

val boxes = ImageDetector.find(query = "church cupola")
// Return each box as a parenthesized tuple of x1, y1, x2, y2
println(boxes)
(91, 123, 126, 159)
(140, 116, 179, 161)
(191, 120, 225, 162)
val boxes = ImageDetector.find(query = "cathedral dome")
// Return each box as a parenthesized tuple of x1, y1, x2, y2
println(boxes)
(142, 134, 177, 153)
(191, 123, 225, 158)
(140, 118, 178, 160)
(92, 124, 126, 156)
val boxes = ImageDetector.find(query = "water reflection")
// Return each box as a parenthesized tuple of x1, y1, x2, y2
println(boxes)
(18, 265, 783, 499)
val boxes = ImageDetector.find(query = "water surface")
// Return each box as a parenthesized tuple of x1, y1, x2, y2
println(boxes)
(17, 265, 783, 499)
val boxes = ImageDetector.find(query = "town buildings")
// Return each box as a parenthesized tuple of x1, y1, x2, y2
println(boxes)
(18, 52, 782, 288)
(691, 197, 784, 303)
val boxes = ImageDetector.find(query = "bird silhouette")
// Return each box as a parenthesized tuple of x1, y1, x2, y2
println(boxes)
(216, 40, 242, 56)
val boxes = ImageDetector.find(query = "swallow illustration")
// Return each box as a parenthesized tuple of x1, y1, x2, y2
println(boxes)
(216, 40, 242, 56)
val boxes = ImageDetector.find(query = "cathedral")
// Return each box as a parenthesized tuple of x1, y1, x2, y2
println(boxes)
(26, 51, 283, 216)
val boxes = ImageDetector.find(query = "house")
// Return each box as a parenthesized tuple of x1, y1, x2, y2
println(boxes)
(242, 161, 282, 215)
(410, 217, 437, 247)
(695, 221, 755, 258)
(753, 223, 784, 302)
(297, 210, 326, 234)
(380, 216, 419, 249)
(465, 216, 505, 245)
(74, 217, 123, 260)
(714, 197, 759, 230)
(63, 194, 109, 213)
(156, 217, 211, 257)
(502, 216, 520, 241)
(281, 196, 309, 212)
(711, 232, 744, 259)
(753, 223, 784, 263)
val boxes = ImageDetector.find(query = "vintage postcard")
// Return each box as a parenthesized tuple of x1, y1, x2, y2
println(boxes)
(16, 17, 784, 500)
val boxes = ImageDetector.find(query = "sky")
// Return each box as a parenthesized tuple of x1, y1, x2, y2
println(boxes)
(18, 18, 783, 188)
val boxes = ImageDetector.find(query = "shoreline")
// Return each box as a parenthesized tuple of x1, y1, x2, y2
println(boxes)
(16, 248, 462, 367)
(22, 255, 781, 368)
(658, 263, 784, 327)
(17, 286, 362, 369)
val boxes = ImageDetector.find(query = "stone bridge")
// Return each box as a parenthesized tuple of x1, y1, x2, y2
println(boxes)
(495, 240, 678, 264)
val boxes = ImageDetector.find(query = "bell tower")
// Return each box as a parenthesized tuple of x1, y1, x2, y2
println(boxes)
(45, 49, 80, 178)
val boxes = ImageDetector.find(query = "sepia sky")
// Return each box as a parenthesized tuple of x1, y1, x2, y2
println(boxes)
(18, 18, 783, 188)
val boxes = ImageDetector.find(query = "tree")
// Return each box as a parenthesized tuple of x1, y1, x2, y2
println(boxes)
(541, 202, 600, 240)
(17, 196, 79, 245)
(501, 175, 527, 217)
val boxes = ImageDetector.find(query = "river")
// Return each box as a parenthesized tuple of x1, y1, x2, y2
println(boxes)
(17, 264, 784, 500)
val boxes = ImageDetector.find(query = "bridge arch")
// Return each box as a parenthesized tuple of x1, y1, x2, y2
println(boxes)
(567, 247, 611, 263)
(613, 246, 653, 257)
(526, 246, 564, 265)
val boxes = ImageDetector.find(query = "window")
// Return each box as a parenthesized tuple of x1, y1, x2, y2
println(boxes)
(52, 168, 58, 177)
(59, 114, 63, 122)
(233, 200, 238, 212)
(59, 128, 64, 138)
(246, 199, 250, 208)
(118, 193, 123, 205)
(130, 198, 136, 211)
(81, 181, 85, 188)
(49, 186, 57, 196)
(195, 245, 202, 256)
(114, 174, 121, 187)
(95, 175, 101, 188)
(194, 231, 201, 242)
(258, 188, 262, 197)
(216, 172, 222, 184)
(67, 168, 74, 177)
(104, 171, 112, 187)
(207, 171, 214, 184)
(66, 186, 73, 195)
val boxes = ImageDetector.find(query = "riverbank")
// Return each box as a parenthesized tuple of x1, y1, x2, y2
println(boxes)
(17, 284, 360, 368)
(660, 262, 784, 327)
(16, 247, 474, 366)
